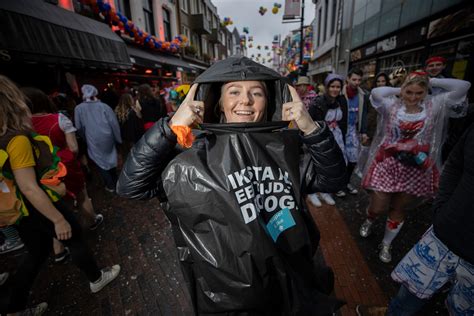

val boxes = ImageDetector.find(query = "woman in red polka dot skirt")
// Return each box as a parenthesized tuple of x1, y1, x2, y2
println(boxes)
(359, 72, 470, 263)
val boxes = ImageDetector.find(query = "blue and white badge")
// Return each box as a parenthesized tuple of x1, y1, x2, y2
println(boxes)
(266, 208, 296, 242)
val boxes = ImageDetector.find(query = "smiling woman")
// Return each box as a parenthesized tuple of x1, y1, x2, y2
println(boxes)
(219, 81, 267, 123)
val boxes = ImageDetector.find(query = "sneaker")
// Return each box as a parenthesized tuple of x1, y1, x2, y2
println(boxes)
(355, 304, 388, 316)
(54, 247, 70, 263)
(89, 214, 104, 231)
(0, 272, 9, 286)
(90, 264, 121, 293)
(359, 219, 374, 238)
(335, 190, 346, 197)
(379, 243, 392, 263)
(320, 193, 336, 206)
(308, 193, 322, 207)
(105, 186, 115, 193)
(347, 183, 359, 194)
(18, 302, 48, 316)
(0, 238, 24, 254)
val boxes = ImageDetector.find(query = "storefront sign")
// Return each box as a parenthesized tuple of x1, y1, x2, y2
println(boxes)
(377, 36, 397, 53)
(283, 0, 301, 20)
(365, 45, 376, 57)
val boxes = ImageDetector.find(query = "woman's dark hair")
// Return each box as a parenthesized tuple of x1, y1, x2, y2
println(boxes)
(375, 73, 390, 87)
(21, 87, 58, 114)
(137, 84, 155, 101)
(348, 68, 363, 78)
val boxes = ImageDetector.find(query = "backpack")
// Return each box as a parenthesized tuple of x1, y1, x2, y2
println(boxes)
(0, 131, 67, 227)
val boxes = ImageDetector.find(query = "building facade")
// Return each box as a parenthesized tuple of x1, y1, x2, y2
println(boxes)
(308, 0, 341, 84)
(345, 0, 473, 91)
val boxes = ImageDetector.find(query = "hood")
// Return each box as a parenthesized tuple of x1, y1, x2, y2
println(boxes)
(193, 56, 292, 123)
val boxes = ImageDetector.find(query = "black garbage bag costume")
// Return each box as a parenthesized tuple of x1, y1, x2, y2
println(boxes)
(117, 57, 346, 315)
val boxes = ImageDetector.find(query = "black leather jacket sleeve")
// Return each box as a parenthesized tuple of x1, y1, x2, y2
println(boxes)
(116, 118, 178, 200)
(301, 122, 346, 193)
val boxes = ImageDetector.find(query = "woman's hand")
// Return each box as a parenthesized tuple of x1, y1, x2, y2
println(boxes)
(54, 217, 72, 240)
(283, 85, 319, 135)
(169, 84, 204, 127)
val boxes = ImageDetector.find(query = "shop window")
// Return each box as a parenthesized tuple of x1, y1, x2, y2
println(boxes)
(431, 0, 462, 15)
(353, 7, 366, 27)
(163, 7, 172, 42)
(354, 0, 368, 12)
(378, 6, 400, 37)
(182, 25, 191, 40)
(381, 0, 400, 13)
(365, 0, 381, 19)
(351, 24, 364, 48)
(400, 0, 431, 27)
(363, 15, 379, 43)
(377, 49, 423, 75)
(143, 0, 155, 35)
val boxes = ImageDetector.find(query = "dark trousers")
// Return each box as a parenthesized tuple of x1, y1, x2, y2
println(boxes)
(0, 200, 101, 313)
(97, 166, 117, 190)
(346, 162, 356, 185)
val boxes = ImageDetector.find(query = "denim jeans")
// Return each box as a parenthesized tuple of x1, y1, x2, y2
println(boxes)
(387, 285, 427, 316)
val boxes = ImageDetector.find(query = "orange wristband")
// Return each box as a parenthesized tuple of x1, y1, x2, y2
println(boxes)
(170, 125, 196, 148)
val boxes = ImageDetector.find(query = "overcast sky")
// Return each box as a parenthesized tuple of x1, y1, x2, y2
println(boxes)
(213, 0, 316, 66)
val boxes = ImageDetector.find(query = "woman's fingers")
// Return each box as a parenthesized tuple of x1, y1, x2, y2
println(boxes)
(183, 83, 199, 103)
(288, 85, 302, 102)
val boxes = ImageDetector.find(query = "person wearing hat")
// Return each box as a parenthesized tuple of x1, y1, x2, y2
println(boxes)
(295, 76, 317, 110)
(75, 84, 122, 193)
(307, 73, 348, 207)
(425, 56, 448, 81)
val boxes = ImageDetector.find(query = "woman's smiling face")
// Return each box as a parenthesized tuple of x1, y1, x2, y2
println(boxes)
(220, 81, 267, 123)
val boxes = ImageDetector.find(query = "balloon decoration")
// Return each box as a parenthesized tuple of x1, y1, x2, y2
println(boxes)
(82, 0, 187, 54)
(257, 45, 261, 50)
(272, 3, 282, 14)
(251, 54, 255, 58)
(240, 35, 246, 48)
(221, 17, 233, 27)
(264, 45, 269, 50)
(243, 27, 249, 34)
(248, 43, 253, 48)
(259, 6, 267, 15)
(257, 53, 261, 57)
(248, 36, 254, 42)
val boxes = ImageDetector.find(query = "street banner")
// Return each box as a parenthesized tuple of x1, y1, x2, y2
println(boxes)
(283, 0, 301, 20)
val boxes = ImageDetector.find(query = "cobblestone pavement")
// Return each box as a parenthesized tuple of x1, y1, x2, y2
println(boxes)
(1, 173, 448, 315)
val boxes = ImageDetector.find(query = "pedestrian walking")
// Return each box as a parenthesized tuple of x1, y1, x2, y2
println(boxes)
(359, 71, 470, 263)
(341, 68, 369, 197)
(308, 73, 348, 207)
(0, 75, 120, 315)
(115, 93, 144, 157)
(356, 123, 474, 316)
(295, 76, 318, 110)
(74, 84, 122, 193)
(137, 84, 166, 130)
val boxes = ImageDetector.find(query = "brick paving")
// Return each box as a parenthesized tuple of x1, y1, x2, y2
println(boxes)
(307, 200, 388, 316)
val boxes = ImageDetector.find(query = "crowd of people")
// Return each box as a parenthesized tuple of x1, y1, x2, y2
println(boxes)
(0, 54, 472, 315)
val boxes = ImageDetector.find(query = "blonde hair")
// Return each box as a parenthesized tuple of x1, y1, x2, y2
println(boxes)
(401, 71, 430, 90)
(0, 75, 32, 136)
(115, 93, 134, 123)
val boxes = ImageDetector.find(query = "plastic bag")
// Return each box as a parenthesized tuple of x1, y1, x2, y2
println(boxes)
(162, 122, 343, 315)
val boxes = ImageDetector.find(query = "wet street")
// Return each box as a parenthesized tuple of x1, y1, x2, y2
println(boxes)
(1, 173, 449, 315)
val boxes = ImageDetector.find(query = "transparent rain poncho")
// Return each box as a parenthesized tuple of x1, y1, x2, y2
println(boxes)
(361, 78, 470, 198)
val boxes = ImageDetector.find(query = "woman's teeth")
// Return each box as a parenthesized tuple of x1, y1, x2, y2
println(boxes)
(234, 111, 253, 115)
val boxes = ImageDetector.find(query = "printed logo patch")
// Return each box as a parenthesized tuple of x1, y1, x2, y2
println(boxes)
(266, 208, 296, 242)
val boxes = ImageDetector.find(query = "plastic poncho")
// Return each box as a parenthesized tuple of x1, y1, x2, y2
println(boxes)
(362, 78, 470, 197)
